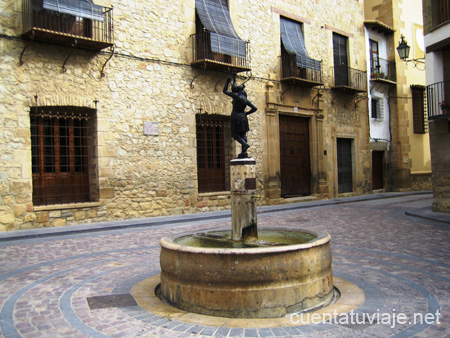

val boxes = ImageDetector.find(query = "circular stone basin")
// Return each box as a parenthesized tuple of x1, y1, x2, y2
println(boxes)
(159, 228, 334, 318)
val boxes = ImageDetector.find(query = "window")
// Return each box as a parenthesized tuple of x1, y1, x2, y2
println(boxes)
(411, 86, 427, 134)
(30, 106, 98, 205)
(279, 16, 322, 84)
(371, 97, 384, 120)
(196, 115, 230, 193)
(369, 39, 380, 77)
(333, 33, 349, 86)
(22, 0, 113, 50)
(191, 0, 250, 72)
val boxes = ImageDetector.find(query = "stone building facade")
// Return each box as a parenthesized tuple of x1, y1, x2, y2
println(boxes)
(422, 0, 450, 213)
(1, 0, 376, 231)
(364, 0, 432, 192)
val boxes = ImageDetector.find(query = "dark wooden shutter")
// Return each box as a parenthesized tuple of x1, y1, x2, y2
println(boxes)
(333, 33, 349, 86)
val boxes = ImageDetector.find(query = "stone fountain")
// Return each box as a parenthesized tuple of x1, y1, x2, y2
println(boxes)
(157, 74, 335, 318)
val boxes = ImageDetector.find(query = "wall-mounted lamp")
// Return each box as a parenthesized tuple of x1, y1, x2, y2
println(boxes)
(396, 35, 425, 70)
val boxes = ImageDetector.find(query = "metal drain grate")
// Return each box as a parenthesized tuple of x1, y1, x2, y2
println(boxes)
(87, 294, 137, 310)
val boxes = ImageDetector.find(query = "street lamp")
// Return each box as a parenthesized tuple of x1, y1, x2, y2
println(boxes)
(396, 35, 425, 70)
(396, 35, 411, 61)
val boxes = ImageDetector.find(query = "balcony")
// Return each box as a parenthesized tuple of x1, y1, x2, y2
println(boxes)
(22, 0, 114, 51)
(370, 58, 396, 85)
(331, 66, 367, 94)
(427, 80, 450, 119)
(190, 31, 251, 74)
(281, 52, 323, 87)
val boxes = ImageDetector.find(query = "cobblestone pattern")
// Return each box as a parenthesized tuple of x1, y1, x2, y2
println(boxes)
(0, 195, 448, 337)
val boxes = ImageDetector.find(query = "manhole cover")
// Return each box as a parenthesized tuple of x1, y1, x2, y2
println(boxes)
(87, 294, 137, 310)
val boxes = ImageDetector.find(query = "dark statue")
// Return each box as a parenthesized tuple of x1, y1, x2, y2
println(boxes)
(223, 72, 257, 158)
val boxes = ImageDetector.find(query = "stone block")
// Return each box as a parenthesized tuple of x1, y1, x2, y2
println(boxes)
(36, 213, 49, 223)
(13, 205, 26, 217)
(0, 207, 15, 224)
(52, 219, 67, 227)
(10, 180, 31, 195)
(100, 188, 115, 199)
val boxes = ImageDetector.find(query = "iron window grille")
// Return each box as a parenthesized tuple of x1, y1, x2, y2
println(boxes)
(371, 97, 384, 121)
(30, 106, 98, 206)
(411, 86, 428, 134)
(196, 115, 231, 193)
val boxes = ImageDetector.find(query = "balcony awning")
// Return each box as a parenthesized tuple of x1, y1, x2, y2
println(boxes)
(43, 0, 104, 21)
(195, 0, 246, 58)
(280, 17, 320, 71)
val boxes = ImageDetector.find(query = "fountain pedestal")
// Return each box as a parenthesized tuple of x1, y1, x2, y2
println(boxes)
(230, 158, 258, 241)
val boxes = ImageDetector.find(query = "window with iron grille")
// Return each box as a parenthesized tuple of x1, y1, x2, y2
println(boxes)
(411, 86, 428, 134)
(196, 115, 230, 193)
(30, 106, 98, 206)
(371, 97, 384, 121)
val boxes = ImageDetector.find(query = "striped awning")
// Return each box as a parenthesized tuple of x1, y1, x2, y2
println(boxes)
(195, 0, 246, 58)
(43, 0, 104, 21)
(280, 17, 320, 71)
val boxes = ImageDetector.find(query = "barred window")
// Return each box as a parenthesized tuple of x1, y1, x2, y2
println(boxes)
(371, 97, 384, 121)
(196, 115, 230, 193)
(30, 106, 98, 206)
(411, 86, 427, 134)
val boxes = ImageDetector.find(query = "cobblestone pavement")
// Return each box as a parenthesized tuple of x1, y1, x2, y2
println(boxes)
(0, 192, 449, 338)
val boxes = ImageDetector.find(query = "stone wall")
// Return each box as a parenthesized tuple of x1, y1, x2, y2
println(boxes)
(1, 0, 370, 231)
(429, 120, 450, 213)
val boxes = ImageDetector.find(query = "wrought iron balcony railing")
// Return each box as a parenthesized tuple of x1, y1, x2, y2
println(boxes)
(281, 52, 323, 87)
(427, 80, 450, 119)
(190, 31, 251, 73)
(331, 66, 367, 93)
(370, 57, 396, 83)
(22, 0, 114, 51)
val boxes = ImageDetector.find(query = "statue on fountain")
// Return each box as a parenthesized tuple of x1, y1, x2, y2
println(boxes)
(223, 72, 257, 158)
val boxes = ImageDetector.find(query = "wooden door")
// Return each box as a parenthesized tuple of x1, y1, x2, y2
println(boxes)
(372, 151, 384, 190)
(337, 138, 353, 193)
(279, 115, 311, 197)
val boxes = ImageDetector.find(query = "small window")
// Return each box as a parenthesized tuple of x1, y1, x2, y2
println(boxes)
(371, 97, 384, 121)
(412, 86, 427, 134)
(30, 106, 98, 205)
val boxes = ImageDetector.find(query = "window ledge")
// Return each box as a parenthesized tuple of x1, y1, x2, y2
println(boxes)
(198, 191, 231, 199)
(411, 171, 432, 176)
(33, 202, 100, 211)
